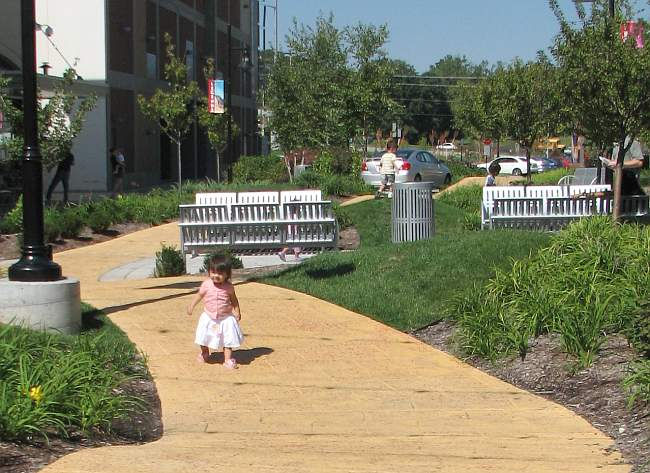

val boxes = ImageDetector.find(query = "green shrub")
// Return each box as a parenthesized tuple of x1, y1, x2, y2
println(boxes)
(201, 249, 244, 273)
(333, 203, 353, 230)
(0, 196, 23, 234)
(319, 175, 373, 197)
(154, 243, 185, 277)
(437, 184, 482, 213)
(86, 203, 114, 233)
(312, 149, 363, 177)
(0, 309, 144, 440)
(442, 159, 484, 183)
(233, 155, 288, 183)
(43, 208, 62, 243)
(58, 207, 86, 239)
(294, 169, 321, 189)
(451, 217, 650, 367)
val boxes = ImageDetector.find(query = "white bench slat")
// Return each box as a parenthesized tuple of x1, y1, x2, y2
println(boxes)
(237, 191, 279, 204)
(195, 192, 237, 205)
(280, 190, 323, 203)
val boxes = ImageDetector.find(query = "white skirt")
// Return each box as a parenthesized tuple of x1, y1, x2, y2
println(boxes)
(194, 312, 244, 350)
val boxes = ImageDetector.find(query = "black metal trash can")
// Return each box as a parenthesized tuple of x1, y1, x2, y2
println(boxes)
(391, 182, 435, 243)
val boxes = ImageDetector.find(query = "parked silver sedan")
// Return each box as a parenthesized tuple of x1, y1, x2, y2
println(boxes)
(361, 148, 452, 188)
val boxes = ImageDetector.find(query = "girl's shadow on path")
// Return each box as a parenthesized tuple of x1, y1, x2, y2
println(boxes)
(207, 347, 273, 365)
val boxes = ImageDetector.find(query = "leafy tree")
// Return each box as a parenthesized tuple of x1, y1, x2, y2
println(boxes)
(196, 58, 236, 182)
(265, 14, 349, 157)
(344, 23, 401, 157)
(137, 33, 199, 193)
(0, 69, 97, 171)
(265, 15, 401, 162)
(451, 71, 506, 158)
(492, 56, 562, 182)
(550, 0, 650, 219)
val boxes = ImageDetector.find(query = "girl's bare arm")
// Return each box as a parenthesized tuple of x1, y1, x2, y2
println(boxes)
(187, 292, 203, 315)
(231, 291, 241, 321)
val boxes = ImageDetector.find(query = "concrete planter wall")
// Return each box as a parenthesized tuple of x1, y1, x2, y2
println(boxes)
(0, 278, 81, 334)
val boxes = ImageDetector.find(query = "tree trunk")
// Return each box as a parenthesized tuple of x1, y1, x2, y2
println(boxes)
(525, 146, 531, 185)
(216, 151, 221, 183)
(177, 140, 182, 195)
(612, 162, 623, 221)
(497, 139, 500, 157)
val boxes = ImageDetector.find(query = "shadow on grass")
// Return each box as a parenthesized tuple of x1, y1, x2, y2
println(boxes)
(304, 262, 355, 280)
(205, 347, 273, 365)
(81, 307, 105, 331)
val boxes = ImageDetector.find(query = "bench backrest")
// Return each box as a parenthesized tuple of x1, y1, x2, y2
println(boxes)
(280, 189, 323, 203)
(237, 191, 279, 204)
(195, 192, 237, 206)
(483, 185, 611, 203)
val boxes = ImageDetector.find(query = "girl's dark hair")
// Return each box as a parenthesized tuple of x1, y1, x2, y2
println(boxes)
(208, 254, 232, 279)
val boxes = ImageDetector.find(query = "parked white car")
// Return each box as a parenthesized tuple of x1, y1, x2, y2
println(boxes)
(436, 142, 457, 151)
(476, 156, 539, 176)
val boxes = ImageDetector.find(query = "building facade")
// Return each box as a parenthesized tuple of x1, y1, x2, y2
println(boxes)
(0, 0, 259, 198)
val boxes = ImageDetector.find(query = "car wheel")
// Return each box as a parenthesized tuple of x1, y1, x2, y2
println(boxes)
(444, 174, 452, 185)
(512, 168, 522, 176)
(414, 174, 422, 182)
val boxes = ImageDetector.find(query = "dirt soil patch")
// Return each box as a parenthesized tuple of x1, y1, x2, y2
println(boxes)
(413, 321, 650, 473)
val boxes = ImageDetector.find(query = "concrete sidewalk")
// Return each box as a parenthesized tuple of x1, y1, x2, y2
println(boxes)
(40, 221, 628, 472)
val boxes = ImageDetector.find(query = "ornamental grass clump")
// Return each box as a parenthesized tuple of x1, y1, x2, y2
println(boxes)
(0, 308, 144, 440)
(154, 243, 185, 277)
(451, 217, 650, 367)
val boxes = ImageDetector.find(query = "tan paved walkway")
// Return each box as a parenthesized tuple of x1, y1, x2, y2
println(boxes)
(42, 222, 628, 472)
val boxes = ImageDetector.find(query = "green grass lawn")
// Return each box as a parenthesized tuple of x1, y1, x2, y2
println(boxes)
(263, 198, 550, 331)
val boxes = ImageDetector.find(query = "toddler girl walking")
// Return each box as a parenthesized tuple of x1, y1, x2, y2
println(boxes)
(187, 255, 244, 369)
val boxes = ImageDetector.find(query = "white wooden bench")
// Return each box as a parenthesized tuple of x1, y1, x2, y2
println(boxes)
(179, 190, 337, 270)
(481, 185, 611, 229)
(483, 185, 649, 230)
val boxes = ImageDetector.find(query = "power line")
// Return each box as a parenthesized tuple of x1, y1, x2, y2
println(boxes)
(395, 83, 466, 88)
(393, 75, 484, 80)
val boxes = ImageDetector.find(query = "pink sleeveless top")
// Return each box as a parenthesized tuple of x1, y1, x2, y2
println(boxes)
(199, 279, 234, 319)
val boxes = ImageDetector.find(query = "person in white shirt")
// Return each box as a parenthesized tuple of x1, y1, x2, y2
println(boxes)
(377, 140, 398, 194)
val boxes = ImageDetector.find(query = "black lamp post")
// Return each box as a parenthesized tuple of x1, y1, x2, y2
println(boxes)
(226, 24, 251, 179)
(9, 0, 61, 282)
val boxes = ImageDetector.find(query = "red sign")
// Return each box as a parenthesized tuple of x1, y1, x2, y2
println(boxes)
(207, 79, 225, 114)
(483, 138, 492, 145)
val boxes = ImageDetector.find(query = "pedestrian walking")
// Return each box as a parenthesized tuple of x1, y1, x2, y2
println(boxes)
(186, 255, 244, 369)
(46, 150, 74, 205)
(110, 147, 126, 197)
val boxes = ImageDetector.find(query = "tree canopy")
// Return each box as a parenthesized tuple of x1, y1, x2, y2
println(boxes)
(0, 69, 97, 171)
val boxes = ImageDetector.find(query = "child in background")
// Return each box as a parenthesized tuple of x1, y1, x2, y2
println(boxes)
(187, 255, 244, 369)
(485, 162, 501, 187)
(377, 140, 398, 195)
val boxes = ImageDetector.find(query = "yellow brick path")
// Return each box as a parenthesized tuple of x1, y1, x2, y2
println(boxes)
(40, 221, 628, 472)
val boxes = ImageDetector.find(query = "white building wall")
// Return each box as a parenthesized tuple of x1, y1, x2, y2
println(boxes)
(35, 0, 107, 82)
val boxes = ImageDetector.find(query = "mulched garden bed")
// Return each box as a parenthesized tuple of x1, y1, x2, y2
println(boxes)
(0, 369, 162, 473)
(413, 321, 650, 473)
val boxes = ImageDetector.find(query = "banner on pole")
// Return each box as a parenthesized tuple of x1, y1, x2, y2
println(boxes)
(620, 21, 644, 48)
(207, 79, 225, 114)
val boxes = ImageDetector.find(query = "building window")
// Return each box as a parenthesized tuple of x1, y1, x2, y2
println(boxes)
(185, 40, 194, 80)
(146, 53, 157, 79)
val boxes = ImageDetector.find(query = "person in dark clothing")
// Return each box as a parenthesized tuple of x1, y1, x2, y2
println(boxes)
(46, 151, 74, 204)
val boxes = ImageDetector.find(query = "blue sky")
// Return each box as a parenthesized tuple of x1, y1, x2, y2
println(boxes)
(260, 0, 647, 72)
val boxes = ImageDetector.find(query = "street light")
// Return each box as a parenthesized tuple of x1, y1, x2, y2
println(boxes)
(9, 0, 61, 281)
(226, 5, 252, 180)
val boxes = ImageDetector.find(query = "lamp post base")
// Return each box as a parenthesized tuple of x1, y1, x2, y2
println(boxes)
(8, 245, 62, 282)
